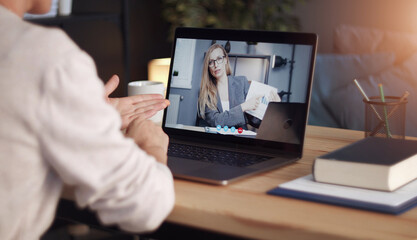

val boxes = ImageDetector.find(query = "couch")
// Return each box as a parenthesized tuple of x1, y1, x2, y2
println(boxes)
(309, 24, 417, 137)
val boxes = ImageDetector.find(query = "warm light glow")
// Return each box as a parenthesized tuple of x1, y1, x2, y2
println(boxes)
(148, 58, 171, 87)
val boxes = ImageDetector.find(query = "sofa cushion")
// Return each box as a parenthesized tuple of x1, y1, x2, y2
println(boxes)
(334, 24, 417, 63)
(309, 52, 396, 128)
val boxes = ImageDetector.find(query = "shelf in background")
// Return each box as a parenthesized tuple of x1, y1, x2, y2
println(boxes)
(26, 13, 121, 26)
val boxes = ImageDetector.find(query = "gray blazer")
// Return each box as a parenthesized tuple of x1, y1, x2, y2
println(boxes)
(200, 75, 251, 129)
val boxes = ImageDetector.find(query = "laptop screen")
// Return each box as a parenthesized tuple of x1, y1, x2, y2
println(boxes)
(163, 28, 317, 154)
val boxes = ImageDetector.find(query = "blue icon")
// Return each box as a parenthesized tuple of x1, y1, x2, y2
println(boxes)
(231, 127, 236, 133)
(216, 125, 221, 131)
(223, 126, 229, 131)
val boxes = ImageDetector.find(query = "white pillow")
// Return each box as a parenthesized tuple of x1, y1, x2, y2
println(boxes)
(309, 53, 396, 128)
(334, 24, 417, 63)
(326, 52, 417, 136)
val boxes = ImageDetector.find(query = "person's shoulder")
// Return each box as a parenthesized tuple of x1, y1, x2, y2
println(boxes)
(19, 21, 80, 59)
(228, 75, 248, 82)
(228, 75, 249, 89)
(36, 24, 77, 49)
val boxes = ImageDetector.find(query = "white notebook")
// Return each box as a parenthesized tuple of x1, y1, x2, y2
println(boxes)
(267, 174, 417, 214)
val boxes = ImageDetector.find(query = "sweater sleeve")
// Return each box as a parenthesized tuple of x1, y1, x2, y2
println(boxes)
(36, 46, 174, 232)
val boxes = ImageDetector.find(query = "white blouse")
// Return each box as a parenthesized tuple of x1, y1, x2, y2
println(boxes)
(221, 100, 230, 111)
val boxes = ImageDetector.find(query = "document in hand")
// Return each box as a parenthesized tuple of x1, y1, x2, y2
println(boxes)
(245, 81, 280, 120)
(313, 137, 417, 191)
(267, 174, 417, 214)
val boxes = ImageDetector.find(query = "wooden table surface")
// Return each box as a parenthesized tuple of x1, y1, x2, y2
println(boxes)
(166, 125, 417, 240)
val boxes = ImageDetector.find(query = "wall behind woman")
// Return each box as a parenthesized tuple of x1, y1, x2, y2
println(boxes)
(294, 0, 417, 53)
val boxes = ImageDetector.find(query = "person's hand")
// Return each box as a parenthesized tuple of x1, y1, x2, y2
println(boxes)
(104, 75, 170, 130)
(268, 90, 281, 102)
(241, 95, 262, 112)
(125, 117, 169, 165)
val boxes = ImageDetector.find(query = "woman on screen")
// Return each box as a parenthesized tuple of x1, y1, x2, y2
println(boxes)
(197, 44, 279, 129)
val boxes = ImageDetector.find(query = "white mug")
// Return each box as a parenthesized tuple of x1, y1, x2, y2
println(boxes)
(58, 0, 73, 16)
(128, 81, 165, 125)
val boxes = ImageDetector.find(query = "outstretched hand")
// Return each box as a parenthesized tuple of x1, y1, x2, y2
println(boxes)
(269, 90, 281, 102)
(104, 75, 170, 130)
(241, 95, 262, 112)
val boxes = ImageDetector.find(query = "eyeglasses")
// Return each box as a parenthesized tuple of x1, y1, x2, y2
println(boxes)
(208, 56, 226, 68)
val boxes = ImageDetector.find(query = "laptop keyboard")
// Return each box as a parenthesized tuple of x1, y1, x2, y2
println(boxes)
(168, 143, 272, 167)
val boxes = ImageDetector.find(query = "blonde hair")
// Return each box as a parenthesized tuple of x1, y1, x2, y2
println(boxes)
(198, 44, 232, 119)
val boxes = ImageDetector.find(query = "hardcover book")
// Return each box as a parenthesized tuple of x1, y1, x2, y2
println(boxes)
(313, 137, 417, 191)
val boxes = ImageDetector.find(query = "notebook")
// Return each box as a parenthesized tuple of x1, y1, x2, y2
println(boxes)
(267, 174, 417, 215)
(163, 27, 318, 185)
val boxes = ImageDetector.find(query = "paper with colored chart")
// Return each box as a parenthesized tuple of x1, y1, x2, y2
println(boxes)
(245, 81, 280, 120)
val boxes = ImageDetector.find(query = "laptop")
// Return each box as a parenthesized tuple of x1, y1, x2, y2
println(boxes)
(163, 27, 317, 185)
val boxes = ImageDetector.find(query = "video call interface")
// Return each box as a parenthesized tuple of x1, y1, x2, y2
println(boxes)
(164, 38, 314, 142)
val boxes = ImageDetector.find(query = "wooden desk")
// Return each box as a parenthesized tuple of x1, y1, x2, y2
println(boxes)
(165, 125, 417, 240)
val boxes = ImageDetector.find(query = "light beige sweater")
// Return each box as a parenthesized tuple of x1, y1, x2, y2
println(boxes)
(0, 5, 174, 240)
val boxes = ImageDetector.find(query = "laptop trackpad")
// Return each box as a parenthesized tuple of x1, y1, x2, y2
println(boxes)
(168, 157, 255, 182)
(168, 157, 209, 174)
(189, 165, 255, 181)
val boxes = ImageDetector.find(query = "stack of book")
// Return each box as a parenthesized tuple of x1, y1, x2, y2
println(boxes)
(268, 137, 417, 214)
